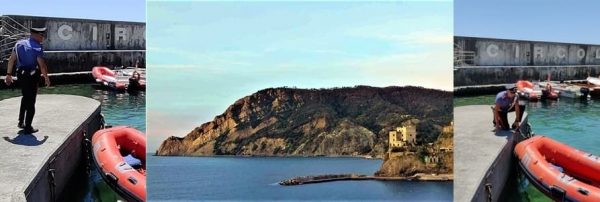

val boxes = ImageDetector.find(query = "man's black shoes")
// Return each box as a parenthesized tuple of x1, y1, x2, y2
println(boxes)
(18, 122, 25, 129)
(23, 126, 39, 133)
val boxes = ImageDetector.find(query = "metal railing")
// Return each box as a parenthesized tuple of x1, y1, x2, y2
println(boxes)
(454, 43, 476, 66)
(454, 49, 476, 66)
(0, 16, 29, 61)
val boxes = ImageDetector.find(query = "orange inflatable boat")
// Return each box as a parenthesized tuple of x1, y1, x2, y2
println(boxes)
(515, 136, 600, 201)
(92, 66, 127, 91)
(92, 126, 146, 202)
(516, 80, 540, 102)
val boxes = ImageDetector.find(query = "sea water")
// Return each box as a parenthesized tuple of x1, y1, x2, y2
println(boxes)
(148, 156, 453, 201)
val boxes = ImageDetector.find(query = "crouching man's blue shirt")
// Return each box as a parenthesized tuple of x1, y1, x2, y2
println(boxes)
(14, 38, 44, 70)
(495, 91, 515, 112)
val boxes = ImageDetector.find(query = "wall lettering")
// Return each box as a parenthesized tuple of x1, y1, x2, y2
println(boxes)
(92, 26, 97, 41)
(577, 49, 586, 59)
(58, 24, 73, 40)
(115, 27, 127, 41)
(534, 46, 544, 59)
(557, 47, 566, 58)
(487, 44, 499, 57)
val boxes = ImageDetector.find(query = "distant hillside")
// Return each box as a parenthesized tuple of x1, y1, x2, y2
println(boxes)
(156, 86, 452, 157)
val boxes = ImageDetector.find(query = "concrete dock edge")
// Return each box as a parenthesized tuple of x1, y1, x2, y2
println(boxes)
(0, 95, 102, 201)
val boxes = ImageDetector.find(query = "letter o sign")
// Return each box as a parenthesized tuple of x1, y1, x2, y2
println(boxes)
(557, 48, 566, 58)
(487, 44, 499, 57)
(577, 49, 586, 59)
(58, 24, 73, 40)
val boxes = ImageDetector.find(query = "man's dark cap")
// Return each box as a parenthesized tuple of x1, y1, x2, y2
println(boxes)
(30, 27, 47, 33)
(508, 87, 517, 93)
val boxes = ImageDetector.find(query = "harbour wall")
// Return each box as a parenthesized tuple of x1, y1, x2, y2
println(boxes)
(0, 15, 145, 75)
(455, 36, 600, 87)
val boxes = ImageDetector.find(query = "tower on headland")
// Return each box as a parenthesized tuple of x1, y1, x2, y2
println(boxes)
(388, 124, 417, 152)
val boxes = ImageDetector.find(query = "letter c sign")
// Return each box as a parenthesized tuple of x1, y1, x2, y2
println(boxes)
(487, 44, 499, 57)
(58, 24, 73, 40)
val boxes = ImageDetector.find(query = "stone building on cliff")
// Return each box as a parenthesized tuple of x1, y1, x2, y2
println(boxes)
(388, 124, 417, 152)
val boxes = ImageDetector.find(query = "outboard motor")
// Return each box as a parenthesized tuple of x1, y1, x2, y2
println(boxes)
(580, 87, 590, 99)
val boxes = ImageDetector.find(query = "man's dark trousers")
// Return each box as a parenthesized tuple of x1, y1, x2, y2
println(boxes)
(498, 104, 526, 130)
(17, 69, 40, 128)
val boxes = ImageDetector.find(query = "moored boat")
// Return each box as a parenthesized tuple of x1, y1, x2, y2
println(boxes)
(92, 126, 146, 202)
(92, 66, 127, 91)
(92, 66, 146, 92)
(515, 136, 600, 201)
(543, 82, 589, 99)
(587, 77, 600, 86)
(516, 80, 541, 102)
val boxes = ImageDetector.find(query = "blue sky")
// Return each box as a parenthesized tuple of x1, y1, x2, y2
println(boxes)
(0, 0, 145, 22)
(455, 0, 600, 44)
(146, 1, 453, 151)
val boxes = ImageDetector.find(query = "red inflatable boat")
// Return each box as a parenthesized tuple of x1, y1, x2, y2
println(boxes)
(92, 66, 127, 91)
(92, 126, 146, 202)
(516, 80, 540, 102)
(515, 136, 600, 201)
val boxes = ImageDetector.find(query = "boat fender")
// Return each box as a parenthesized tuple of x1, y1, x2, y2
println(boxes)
(128, 176, 138, 185)
(106, 172, 118, 182)
(116, 162, 135, 173)
(550, 185, 566, 202)
(585, 153, 600, 161)
(577, 187, 589, 195)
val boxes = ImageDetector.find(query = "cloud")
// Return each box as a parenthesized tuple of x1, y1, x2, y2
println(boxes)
(374, 31, 453, 46)
(343, 49, 453, 91)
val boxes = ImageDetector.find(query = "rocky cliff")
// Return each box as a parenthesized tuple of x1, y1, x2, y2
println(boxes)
(375, 127, 454, 177)
(156, 86, 452, 157)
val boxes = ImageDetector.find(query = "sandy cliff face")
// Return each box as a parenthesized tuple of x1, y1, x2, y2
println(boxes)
(156, 86, 452, 157)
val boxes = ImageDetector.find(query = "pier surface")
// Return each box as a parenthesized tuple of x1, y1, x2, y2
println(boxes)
(454, 105, 527, 202)
(0, 95, 102, 201)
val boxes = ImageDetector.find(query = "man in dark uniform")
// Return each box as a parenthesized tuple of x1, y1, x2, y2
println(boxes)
(4, 26, 51, 133)
(493, 87, 524, 130)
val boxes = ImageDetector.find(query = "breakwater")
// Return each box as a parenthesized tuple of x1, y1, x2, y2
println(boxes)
(279, 173, 453, 186)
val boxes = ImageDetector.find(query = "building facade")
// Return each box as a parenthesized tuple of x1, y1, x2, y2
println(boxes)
(389, 125, 417, 151)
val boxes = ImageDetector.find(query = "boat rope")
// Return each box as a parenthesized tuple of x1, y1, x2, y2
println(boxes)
(100, 113, 106, 129)
(485, 183, 493, 202)
(82, 130, 92, 175)
(47, 156, 57, 202)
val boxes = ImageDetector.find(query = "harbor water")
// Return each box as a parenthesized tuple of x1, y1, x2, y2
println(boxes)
(148, 156, 453, 201)
(455, 95, 600, 201)
(0, 84, 146, 201)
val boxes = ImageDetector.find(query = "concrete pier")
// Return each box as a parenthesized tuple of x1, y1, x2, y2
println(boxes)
(454, 105, 528, 202)
(0, 95, 102, 201)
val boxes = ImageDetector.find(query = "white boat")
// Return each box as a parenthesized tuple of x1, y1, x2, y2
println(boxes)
(540, 82, 588, 99)
(587, 77, 600, 86)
